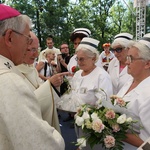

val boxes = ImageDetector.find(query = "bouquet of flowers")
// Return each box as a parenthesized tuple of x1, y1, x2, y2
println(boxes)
(75, 95, 137, 150)
(71, 65, 80, 73)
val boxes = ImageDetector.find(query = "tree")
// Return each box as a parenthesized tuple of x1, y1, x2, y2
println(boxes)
(146, 4, 150, 33)
(68, 0, 116, 52)
(40, 0, 70, 49)
(4, 0, 149, 53)
(109, 0, 136, 40)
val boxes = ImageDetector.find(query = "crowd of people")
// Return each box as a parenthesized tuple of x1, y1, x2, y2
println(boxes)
(0, 3, 150, 150)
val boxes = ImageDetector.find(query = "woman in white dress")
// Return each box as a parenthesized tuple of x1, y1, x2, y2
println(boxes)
(65, 28, 92, 123)
(116, 33, 150, 149)
(58, 37, 113, 112)
(108, 33, 133, 94)
(57, 37, 113, 150)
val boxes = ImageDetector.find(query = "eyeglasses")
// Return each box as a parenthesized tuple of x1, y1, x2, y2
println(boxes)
(12, 30, 33, 45)
(75, 57, 90, 62)
(111, 47, 124, 53)
(61, 47, 69, 49)
(27, 48, 38, 53)
(126, 55, 143, 63)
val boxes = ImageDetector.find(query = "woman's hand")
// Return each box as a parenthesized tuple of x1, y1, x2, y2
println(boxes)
(124, 133, 144, 147)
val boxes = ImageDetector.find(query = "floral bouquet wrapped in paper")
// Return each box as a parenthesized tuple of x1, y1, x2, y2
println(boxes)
(75, 95, 137, 150)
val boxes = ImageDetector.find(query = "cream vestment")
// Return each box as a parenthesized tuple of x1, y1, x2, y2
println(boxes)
(0, 55, 65, 150)
(17, 64, 61, 133)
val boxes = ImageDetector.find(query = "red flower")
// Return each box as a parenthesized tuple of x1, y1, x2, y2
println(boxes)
(71, 66, 79, 73)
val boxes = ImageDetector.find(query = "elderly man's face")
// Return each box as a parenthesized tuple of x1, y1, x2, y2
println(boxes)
(23, 35, 39, 65)
(8, 24, 32, 65)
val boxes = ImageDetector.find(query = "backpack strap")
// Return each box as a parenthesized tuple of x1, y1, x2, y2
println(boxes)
(44, 61, 47, 77)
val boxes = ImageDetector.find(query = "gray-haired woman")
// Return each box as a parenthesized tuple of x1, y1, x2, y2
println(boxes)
(108, 33, 133, 94)
(117, 33, 150, 149)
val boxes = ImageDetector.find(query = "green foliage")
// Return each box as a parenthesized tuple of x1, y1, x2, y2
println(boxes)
(4, 0, 149, 54)
(109, 1, 136, 39)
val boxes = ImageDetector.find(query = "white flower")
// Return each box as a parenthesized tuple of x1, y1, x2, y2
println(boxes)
(126, 117, 132, 123)
(77, 137, 86, 149)
(85, 119, 92, 129)
(92, 119, 105, 133)
(91, 112, 99, 121)
(82, 111, 90, 120)
(74, 95, 138, 150)
(75, 116, 84, 126)
(117, 114, 126, 124)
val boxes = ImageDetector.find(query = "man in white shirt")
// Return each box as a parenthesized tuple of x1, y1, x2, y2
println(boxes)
(38, 35, 61, 64)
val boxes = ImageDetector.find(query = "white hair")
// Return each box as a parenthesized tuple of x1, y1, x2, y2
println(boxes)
(0, 15, 32, 35)
(76, 47, 99, 62)
(131, 42, 150, 61)
(44, 49, 55, 57)
(111, 38, 133, 48)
